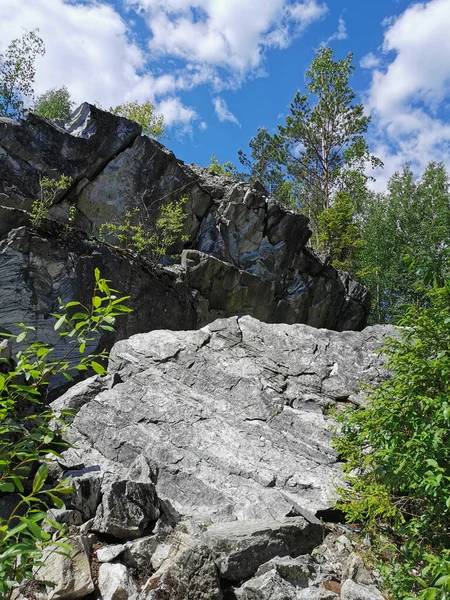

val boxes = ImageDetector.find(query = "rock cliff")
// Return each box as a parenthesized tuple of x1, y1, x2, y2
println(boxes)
(0, 103, 370, 356)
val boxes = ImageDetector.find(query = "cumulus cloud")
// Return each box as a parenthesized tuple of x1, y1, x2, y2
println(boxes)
(213, 97, 240, 126)
(0, 0, 198, 129)
(0, 0, 330, 132)
(365, 0, 450, 188)
(128, 0, 328, 78)
(157, 96, 198, 133)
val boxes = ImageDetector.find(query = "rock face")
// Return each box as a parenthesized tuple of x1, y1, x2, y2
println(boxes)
(62, 317, 393, 521)
(38, 316, 391, 600)
(0, 225, 206, 379)
(0, 103, 370, 339)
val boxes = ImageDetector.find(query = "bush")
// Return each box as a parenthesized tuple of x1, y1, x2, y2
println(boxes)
(0, 269, 131, 598)
(208, 155, 236, 178)
(334, 251, 450, 599)
(31, 175, 73, 229)
(99, 196, 188, 265)
(110, 101, 165, 139)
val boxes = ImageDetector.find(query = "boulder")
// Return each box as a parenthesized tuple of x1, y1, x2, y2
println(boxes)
(92, 480, 160, 539)
(98, 562, 137, 600)
(340, 580, 385, 600)
(60, 317, 394, 522)
(203, 516, 322, 581)
(0, 104, 141, 212)
(35, 535, 94, 599)
(0, 104, 370, 333)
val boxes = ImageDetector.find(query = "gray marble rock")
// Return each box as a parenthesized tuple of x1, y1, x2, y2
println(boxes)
(203, 516, 322, 580)
(34, 535, 94, 599)
(92, 480, 160, 539)
(340, 580, 385, 600)
(98, 562, 137, 600)
(61, 316, 394, 523)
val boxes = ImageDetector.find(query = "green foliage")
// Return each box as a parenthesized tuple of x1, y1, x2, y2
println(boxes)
(33, 86, 74, 119)
(0, 269, 131, 597)
(334, 251, 450, 598)
(111, 101, 165, 139)
(30, 175, 73, 229)
(318, 192, 361, 272)
(99, 197, 188, 265)
(239, 48, 381, 236)
(0, 30, 45, 119)
(238, 127, 297, 208)
(208, 155, 237, 178)
(357, 162, 450, 323)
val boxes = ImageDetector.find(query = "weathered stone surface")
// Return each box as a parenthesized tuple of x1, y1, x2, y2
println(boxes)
(97, 543, 126, 563)
(139, 531, 223, 600)
(60, 317, 394, 524)
(35, 535, 94, 599)
(93, 480, 160, 539)
(98, 562, 137, 600)
(342, 552, 374, 586)
(340, 580, 385, 600)
(203, 517, 322, 581)
(0, 226, 205, 382)
(67, 470, 102, 521)
(0, 104, 141, 212)
(234, 569, 304, 600)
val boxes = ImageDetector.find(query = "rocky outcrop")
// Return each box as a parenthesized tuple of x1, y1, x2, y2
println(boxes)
(0, 103, 370, 335)
(31, 316, 392, 599)
(61, 317, 393, 521)
(0, 225, 208, 383)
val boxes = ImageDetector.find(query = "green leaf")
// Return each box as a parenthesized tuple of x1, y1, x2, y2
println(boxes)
(0, 482, 14, 493)
(54, 315, 66, 330)
(90, 361, 106, 375)
(32, 463, 48, 493)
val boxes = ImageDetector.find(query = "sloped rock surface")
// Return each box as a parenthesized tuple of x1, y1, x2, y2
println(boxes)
(60, 316, 394, 521)
(1, 104, 370, 332)
(0, 104, 141, 211)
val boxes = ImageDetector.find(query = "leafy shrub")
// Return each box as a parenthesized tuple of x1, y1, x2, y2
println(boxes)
(31, 175, 73, 229)
(208, 155, 236, 178)
(99, 197, 188, 265)
(110, 101, 165, 139)
(0, 268, 131, 598)
(334, 251, 450, 599)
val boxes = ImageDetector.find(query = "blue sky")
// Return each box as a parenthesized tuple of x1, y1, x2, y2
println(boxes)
(1, 0, 450, 190)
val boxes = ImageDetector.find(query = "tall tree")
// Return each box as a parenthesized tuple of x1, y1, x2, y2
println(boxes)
(33, 86, 74, 119)
(239, 48, 382, 239)
(0, 30, 45, 119)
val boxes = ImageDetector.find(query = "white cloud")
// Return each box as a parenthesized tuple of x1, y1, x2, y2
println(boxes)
(0, 0, 198, 130)
(360, 52, 381, 70)
(199, 121, 208, 131)
(213, 96, 240, 126)
(323, 16, 348, 45)
(288, 0, 328, 28)
(157, 96, 198, 132)
(365, 0, 450, 188)
(128, 0, 328, 79)
(0, 0, 330, 132)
